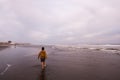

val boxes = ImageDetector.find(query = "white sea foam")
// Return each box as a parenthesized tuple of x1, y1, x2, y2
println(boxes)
(53, 44, 120, 53)
(0, 64, 11, 75)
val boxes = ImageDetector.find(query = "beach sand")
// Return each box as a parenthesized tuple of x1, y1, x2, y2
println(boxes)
(0, 45, 120, 80)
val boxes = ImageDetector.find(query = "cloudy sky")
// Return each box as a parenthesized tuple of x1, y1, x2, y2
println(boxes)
(0, 0, 120, 45)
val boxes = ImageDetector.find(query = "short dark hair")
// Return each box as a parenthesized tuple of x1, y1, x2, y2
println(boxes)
(42, 47, 44, 50)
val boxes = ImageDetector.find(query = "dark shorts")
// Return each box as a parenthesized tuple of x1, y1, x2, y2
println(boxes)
(41, 58, 45, 62)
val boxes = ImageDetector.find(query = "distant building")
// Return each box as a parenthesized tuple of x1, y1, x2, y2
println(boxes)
(8, 41, 12, 44)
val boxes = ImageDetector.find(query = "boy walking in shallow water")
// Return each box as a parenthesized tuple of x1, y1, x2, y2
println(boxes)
(38, 47, 47, 69)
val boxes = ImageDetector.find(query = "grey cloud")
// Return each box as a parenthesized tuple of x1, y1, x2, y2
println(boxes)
(0, 0, 120, 44)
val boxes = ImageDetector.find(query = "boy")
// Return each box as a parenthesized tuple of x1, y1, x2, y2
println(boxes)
(38, 47, 47, 69)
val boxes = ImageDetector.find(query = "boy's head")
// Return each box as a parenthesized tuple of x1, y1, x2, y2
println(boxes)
(42, 47, 44, 50)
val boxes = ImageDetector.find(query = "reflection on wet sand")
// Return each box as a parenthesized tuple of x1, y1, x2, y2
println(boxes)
(0, 46, 9, 51)
(39, 69, 47, 80)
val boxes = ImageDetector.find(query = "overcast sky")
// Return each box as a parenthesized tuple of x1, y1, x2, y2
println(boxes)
(0, 0, 120, 45)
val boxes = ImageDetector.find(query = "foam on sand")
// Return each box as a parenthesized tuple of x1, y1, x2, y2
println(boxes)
(0, 64, 11, 75)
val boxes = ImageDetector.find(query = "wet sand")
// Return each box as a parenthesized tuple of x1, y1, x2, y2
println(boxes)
(0, 46, 9, 51)
(0, 45, 120, 80)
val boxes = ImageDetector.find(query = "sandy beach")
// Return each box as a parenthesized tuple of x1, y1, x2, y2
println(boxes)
(0, 45, 120, 80)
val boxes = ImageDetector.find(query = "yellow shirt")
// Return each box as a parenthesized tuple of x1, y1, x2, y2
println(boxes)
(38, 50, 47, 59)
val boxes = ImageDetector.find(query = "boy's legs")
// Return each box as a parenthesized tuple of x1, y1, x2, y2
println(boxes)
(41, 62, 44, 69)
(43, 62, 46, 67)
(41, 58, 45, 69)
